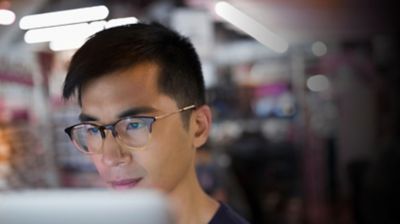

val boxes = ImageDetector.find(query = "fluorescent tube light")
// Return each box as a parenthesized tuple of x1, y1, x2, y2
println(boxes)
(215, 1, 289, 53)
(48, 17, 139, 51)
(49, 38, 86, 51)
(24, 23, 90, 43)
(24, 20, 113, 44)
(19, 5, 109, 30)
(105, 17, 138, 29)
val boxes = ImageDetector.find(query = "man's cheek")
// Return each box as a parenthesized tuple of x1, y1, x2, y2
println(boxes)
(90, 157, 106, 174)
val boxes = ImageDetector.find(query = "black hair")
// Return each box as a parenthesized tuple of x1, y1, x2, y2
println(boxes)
(62, 22, 206, 110)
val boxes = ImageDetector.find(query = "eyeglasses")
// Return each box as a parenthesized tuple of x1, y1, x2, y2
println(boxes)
(64, 105, 196, 154)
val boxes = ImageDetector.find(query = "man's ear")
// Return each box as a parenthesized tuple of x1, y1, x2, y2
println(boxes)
(191, 105, 212, 148)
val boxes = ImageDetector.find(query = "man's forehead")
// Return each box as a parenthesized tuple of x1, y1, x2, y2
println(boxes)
(83, 62, 159, 86)
(79, 63, 160, 98)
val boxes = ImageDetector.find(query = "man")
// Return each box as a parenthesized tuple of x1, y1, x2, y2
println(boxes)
(62, 23, 249, 224)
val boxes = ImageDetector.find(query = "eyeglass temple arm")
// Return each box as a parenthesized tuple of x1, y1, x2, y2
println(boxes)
(154, 105, 196, 120)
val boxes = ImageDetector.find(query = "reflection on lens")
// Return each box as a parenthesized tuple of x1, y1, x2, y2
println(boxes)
(72, 124, 102, 153)
(116, 118, 150, 148)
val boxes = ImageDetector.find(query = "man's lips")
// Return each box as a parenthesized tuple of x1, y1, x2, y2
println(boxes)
(109, 178, 143, 190)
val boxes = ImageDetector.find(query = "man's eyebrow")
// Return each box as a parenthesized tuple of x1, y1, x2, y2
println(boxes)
(117, 106, 156, 118)
(78, 107, 156, 122)
(79, 113, 98, 122)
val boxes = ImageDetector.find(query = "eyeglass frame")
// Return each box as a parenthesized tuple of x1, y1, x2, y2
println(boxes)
(64, 104, 196, 154)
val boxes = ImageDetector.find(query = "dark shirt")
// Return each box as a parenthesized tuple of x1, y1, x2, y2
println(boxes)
(209, 202, 249, 224)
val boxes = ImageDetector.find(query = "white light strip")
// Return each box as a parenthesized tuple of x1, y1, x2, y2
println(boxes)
(25, 16, 140, 44)
(23, 16, 140, 51)
(24, 23, 91, 43)
(215, 1, 288, 53)
(19, 5, 109, 30)
(49, 17, 139, 51)
(0, 9, 16, 25)
(88, 20, 108, 35)
(49, 38, 86, 51)
(105, 17, 138, 28)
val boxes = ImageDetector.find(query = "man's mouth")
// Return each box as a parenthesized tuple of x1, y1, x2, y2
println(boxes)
(109, 178, 143, 190)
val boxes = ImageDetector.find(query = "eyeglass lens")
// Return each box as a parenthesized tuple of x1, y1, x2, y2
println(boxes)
(70, 117, 152, 153)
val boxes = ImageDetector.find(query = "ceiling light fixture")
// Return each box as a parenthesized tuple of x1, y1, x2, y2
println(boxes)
(215, 1, 289, 53)
(19, 5, 109, 30)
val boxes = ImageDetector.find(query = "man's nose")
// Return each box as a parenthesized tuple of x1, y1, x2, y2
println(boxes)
(101, 131, 132, 167)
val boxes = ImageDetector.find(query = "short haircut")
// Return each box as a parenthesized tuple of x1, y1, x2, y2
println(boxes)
(62, 22, 206, 110)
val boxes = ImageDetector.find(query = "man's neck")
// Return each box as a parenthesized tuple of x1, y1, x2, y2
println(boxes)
(168, 166, 219, 224)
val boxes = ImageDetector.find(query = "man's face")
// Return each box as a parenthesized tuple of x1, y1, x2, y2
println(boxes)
(79, 63, 196, 192)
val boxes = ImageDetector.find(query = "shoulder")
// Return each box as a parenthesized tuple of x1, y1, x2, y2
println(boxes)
(209, 202, 250, 224)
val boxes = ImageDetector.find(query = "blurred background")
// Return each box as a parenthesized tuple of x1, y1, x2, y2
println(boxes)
(0, 0, 399, 223)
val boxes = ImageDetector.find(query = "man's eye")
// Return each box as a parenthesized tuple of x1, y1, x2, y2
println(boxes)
(126, 122, 144, 130)
(87, 127, 100, 135)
